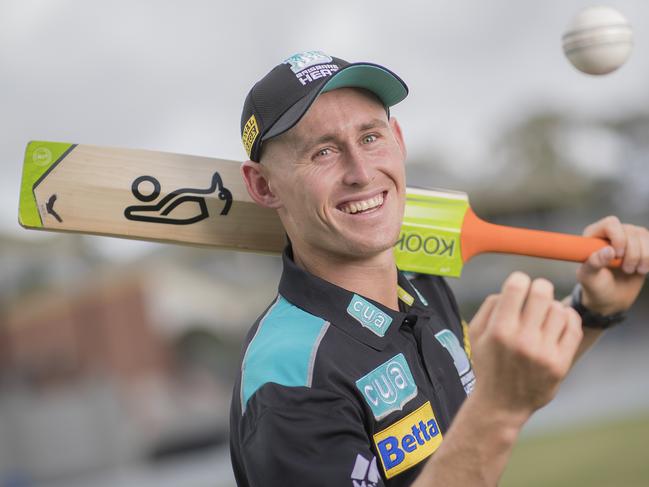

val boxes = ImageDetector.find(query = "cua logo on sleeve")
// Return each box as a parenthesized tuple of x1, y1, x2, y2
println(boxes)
(373, 402, 443, 479)
(355, 353, 417, 420)
(347, 294, 393, 337)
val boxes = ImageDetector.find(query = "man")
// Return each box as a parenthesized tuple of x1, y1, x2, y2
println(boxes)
(229, 51, 648, 486)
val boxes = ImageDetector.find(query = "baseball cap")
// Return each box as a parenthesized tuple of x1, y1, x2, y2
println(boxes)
(240, 50, 409, 162)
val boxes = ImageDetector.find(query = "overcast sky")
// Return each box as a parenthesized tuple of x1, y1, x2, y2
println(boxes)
(1, 0, 647, 256)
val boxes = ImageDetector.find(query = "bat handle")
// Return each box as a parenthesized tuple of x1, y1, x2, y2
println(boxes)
(461, 208, 622, 267)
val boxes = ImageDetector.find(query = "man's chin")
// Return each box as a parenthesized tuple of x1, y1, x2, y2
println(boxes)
(337, 236, 398, 261)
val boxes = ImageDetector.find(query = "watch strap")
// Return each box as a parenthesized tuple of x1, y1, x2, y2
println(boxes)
(570, 284, 626, 329)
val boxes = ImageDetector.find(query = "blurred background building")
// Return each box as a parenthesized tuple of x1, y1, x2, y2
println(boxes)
(1, 1, 648, 486)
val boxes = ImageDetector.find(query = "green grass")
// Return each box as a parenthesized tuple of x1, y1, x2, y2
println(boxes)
(500, 412, 649, 487)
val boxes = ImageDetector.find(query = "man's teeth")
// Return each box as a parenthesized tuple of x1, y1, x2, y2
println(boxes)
(340, 194, 384, 214)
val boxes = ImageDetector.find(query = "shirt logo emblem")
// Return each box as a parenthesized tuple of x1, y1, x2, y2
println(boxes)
(350, 453, 380, 487)
(356, 353, 418, 420)
(434, 329, 476, 395)
(373, 401, 443, 479)
(347, 294, 393, 337)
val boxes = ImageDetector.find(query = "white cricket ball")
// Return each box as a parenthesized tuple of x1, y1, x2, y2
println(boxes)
(562, 6, 633, 75)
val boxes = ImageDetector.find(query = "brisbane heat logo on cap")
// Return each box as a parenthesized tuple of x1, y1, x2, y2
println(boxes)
(283, 50, 333, 72)
(283, 50, 340, 86)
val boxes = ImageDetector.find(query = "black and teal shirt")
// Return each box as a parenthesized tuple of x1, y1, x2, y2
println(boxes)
(230, 247, 474, 487)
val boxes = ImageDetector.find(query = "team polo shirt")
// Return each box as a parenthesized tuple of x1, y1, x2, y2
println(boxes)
(230, 247, 474, 487)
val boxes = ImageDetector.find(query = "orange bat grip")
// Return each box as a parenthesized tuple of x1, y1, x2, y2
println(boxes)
(461, 208, 622, 267)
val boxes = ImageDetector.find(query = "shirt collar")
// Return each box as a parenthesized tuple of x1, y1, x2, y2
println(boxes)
(278, 246, 425, 351)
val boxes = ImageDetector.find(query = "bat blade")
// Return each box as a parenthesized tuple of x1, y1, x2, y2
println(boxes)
(19, 141, 286, 253)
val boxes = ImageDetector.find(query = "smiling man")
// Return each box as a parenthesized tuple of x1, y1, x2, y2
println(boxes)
(229, 51, 648, 487)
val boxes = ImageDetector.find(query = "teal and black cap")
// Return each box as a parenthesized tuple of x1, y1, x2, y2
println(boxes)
(241, 50, 409, 162)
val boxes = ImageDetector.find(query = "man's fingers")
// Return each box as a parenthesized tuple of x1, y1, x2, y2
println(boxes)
(520, 278, 553, 332)
(638, 227, 649, 275)
(583, 215, 626, 258)
(469, 294, 498, 341)
(542, 302, 569, 346)
(618, 224, 649, 275)
(558, 307, 583, 366)
(489, 272, 531, 335)
(580, 245, 616, 276)
(621, 225, 642, 274)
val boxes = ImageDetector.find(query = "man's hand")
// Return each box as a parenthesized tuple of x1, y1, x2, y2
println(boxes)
(578, 216, 649, 315)
(413, 274, 582, 487)
(469, 272, 583, 421)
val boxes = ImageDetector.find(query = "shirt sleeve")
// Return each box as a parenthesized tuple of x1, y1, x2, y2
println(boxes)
(239, 384, 385, 487)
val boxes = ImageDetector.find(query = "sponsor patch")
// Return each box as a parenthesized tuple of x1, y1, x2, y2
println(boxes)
(434, 329, 476, 395)
(242, 114, 259, 158)
(356, 353, 417, 420)
(347, 294, 393, 337)
(373, 401, 442, 479)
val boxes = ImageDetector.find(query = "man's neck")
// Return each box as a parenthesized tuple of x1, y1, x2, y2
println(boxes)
(292, 245, 399, 311)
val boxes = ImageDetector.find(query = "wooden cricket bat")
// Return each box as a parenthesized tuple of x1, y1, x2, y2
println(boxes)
(19, 141, 618, 277)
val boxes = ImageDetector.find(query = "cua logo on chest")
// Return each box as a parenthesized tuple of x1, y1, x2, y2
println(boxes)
(355, 353, 418, 420)
(347, 294, 393, 337)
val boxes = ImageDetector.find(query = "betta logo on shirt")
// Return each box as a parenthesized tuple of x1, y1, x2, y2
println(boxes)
(373, 402, 443, 479)
(356, 353, 418, 420)
(347, 294, 393, 337)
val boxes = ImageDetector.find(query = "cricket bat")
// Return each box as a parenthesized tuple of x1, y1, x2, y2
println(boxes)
(19, 141, 619, 278)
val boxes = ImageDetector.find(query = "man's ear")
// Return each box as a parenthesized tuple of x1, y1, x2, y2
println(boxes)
(389, 117, 407, 160)
(241, 160, 282, 209)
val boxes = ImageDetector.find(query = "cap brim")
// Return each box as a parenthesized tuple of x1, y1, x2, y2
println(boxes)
(263, 63, 408, 141)
(321, 63, 408, 106)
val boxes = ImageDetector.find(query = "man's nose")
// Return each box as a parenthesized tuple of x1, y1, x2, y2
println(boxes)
(342, 147, 373, 186)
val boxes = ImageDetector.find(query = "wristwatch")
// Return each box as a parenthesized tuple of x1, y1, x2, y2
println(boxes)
(570, 284, 626, 329)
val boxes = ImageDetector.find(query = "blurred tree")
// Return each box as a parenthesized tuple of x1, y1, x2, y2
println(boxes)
(174, 327, 239, 384)
(484, 113, 593, 213)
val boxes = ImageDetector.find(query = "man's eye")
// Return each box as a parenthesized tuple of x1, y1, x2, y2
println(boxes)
(362, 134, 378, 144)
(315, 148, 331, 158)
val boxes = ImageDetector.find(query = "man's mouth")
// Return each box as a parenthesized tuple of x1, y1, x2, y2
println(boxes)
(337, 192, 385, 215)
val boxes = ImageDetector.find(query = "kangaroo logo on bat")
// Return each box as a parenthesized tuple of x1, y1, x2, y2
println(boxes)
(124, 172, 232, 225)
